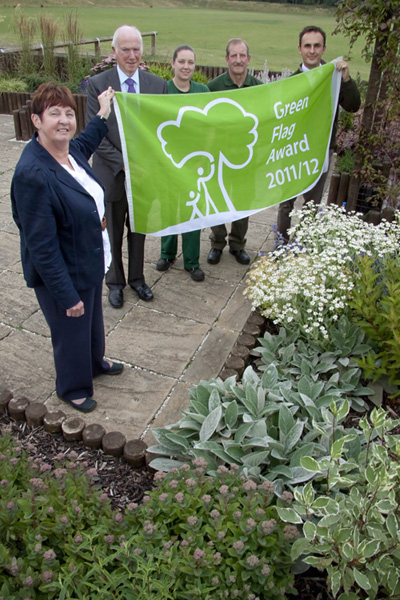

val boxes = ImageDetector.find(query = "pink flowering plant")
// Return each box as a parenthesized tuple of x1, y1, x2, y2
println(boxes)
(0, 429, 298, 599)
(79, 54, 117, 92)
(0, 431, 180, 599)
(121, 460, 298, 599)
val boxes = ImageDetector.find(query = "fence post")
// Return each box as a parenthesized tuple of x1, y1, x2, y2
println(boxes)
(327, 173, 340, 205)
(95, 38, 101, 59)
(13, 109, 22, 141)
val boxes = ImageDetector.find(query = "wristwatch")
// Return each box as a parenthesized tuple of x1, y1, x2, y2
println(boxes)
(99, 115, 108, 122)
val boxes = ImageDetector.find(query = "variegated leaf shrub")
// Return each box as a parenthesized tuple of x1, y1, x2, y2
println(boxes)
(278, 407, 400, 599)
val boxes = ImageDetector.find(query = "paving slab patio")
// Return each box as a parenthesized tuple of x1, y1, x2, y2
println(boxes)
(0, 113, 280, 443)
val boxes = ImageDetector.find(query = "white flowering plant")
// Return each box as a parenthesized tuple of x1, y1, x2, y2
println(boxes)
(245, 203, 400, 347)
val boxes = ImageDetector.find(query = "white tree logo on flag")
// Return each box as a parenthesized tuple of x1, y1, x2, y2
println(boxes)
(157, 98, 258, 221)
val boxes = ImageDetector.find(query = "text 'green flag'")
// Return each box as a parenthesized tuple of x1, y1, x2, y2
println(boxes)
(114, 62, 340, 236)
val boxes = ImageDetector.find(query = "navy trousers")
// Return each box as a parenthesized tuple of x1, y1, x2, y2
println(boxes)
(35, 281, 107, 401)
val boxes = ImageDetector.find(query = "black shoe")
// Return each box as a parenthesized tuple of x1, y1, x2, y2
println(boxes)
(185, 267, 205, 282)
(156, 257, 174, 271)
(102, 361, 124, 375)
(59, 396, 97, 413)
(207, 248, 222, 264)
(229, 248, 250, 265)
(109, 289, 123, 308)
(133, 283, 153, 301)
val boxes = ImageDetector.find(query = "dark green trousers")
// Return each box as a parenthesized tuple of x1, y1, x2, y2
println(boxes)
(160, 230, 201, 269)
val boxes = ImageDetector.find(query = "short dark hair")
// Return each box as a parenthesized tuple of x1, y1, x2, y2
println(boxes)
(31, 82, 76, 118)
(172, 44, 195, 62)
(226, 38, 249, 57)
(299, 26, 326, 47)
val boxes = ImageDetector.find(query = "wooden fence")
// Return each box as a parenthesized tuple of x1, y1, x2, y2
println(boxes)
(0, 32, 158, 71)
(0, 63, 228, 141)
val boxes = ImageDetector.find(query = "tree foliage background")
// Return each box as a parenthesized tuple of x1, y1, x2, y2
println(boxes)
(335, 0, 400, 209)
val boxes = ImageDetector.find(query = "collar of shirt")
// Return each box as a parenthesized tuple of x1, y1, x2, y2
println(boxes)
(224, 71, 253, 89)
(117, 64, 140, 93)
(300, 60, 325, 72)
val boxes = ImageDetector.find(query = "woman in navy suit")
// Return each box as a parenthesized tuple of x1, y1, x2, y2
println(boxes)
(11, 83, 122, 413)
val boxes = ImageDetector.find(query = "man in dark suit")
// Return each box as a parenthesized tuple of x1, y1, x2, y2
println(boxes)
(276, 25, 360, 242)
(86, 25, 168, 308)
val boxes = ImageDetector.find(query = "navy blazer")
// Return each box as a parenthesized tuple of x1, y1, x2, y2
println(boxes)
(11, 116, 109, 310)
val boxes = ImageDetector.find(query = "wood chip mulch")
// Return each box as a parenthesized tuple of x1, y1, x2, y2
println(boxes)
(0, 415, 154, 512)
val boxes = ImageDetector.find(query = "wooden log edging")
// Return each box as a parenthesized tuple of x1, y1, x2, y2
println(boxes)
(219, 309, 266, 382)
(0, 390, 148, 468)
(0, 309, 267, 472)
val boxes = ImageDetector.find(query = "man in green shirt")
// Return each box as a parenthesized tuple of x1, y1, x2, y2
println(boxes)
(207, 38, 262, 266)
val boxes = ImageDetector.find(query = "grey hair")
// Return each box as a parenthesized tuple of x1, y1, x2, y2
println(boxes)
(226, 38, 249, 57)
(112, 25, 143, 53)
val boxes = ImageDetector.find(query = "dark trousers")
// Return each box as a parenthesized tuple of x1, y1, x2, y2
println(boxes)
(161, 230, 201, 269)
(277, 151, 333, 242)
(35, 282, 107, 401)
(209, 217, 248, 251)
(105, 194, 145, 289)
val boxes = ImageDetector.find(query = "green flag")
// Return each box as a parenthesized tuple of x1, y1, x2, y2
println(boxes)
(114, 62, 340, 235)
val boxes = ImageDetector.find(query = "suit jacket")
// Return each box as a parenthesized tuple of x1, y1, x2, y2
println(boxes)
(11, 117, 109, 310)
(85, 67, 168, 202)
(292, 64, 361, 149)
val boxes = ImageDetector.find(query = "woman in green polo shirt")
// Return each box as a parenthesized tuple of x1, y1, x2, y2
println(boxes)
(156, 45, 209, 282)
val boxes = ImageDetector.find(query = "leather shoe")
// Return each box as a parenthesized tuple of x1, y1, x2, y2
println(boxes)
(207, 248, 222, 264)
(59, 396, 97, 413)
(109, 289, 123, 308)
(133, 283, 153, 301)
(102, 361, 124, 376)
(229, 248, 250, 265)
(156, 257, 174, 271)
(185, 267, 205, 282)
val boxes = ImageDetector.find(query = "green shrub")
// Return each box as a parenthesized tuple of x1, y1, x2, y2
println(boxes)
(253, 315, 375, 412)
(20, 74, 57, 92)
(148, 356, 369, 492)
(193, 68, 209, 84)
(349, 252, 400, 389)
(336, 148, 355, 174)
(338, 109, 355, 132)
(0, 75, 29, 92)
(279, 407, 400, 599)
(0, 431, 297, 599)
(148, 62, 173, 80)
(121, 462, 297, 599)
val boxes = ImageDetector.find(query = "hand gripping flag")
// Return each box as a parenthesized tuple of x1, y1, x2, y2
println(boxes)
(114, 62, 341, 236)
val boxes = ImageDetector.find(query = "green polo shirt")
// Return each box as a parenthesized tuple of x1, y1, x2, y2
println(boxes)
(207, 71, 263, 91)
(167, 79, 209, 94)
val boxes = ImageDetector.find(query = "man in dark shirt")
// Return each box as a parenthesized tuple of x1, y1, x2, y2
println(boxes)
(207, 38, 262, 266)
(276, 25, 361, 242)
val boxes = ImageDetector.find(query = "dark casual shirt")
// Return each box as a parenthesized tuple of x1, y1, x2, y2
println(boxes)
(207, 71, 263, 92)
(167, 79, 209, 94)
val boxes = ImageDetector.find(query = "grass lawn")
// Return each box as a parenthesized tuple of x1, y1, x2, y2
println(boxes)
(0, 0, 370, 79)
